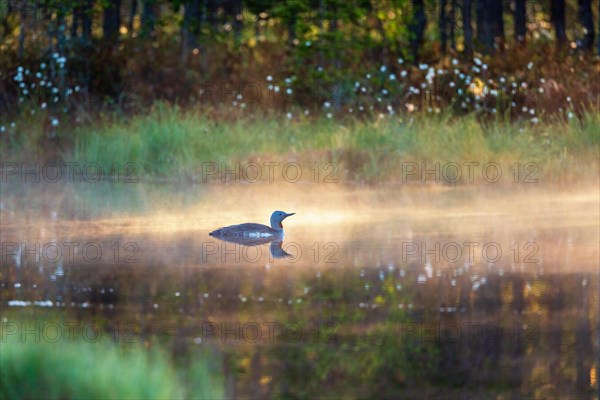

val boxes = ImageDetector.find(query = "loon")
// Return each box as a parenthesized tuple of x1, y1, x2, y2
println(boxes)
(209, 211, 295, 239)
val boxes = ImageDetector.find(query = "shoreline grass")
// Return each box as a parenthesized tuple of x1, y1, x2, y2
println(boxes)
(2, 104, 599, 185)
(0, 326, 224, 400)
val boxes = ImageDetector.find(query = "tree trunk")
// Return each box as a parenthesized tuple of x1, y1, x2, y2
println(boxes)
(551, 0, 567, 45)
(450, 0, 456, 50)
(440, 0, 448, 54)
(207, 0, 219, 31)
(476, 0, 494, 52)
(287, 10, 298, 45)
(514, 0, 526, 44)
(232, 0, 243, 46)
(463, 0, 473, 56)
(575, 275, 592, 393)
(577, 0, 595, 50)
(476, 0, 484, 43)
(55, 4, 67, 51)
(182, 0, 199, 50)
(409, 0, 426, 62)
(141, 0, 157, 37)
(182, 0, 205, 67)
(71, 4, 81, 38)
(18, 2, 26, 60)
(329, 2, 342, 77)
(492, 0, 504, 50)
(103, 0, 122, 40)
(82, 0, 94, 43)
(128, 0, 137, 34)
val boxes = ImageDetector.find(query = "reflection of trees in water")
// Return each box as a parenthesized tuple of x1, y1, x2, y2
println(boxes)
(1, 261, 597, 398)
(575, 274, 592, 395)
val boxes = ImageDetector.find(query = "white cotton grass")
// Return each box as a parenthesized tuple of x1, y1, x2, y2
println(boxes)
(5, 54, 569, 123)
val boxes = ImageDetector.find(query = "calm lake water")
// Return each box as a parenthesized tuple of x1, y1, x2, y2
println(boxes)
(1, 181, 598, 399)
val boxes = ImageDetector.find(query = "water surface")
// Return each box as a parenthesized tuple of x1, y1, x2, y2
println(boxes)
(1, 181, 598, 399)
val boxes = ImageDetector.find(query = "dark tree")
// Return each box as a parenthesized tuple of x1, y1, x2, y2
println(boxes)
(476, 0, 504, 52)
(82, 0, 94, 42)
(206, 0, 220, 31)
(491, 0, 504, 48)
(577, 0, 595, 50)
(127, 0, 137, 34)
(53, 3, 68, 54)
(551, 0, 567, 45)
(462, 0, 474, 56)
(439, 0, 457, 53)
(182, 0, 202, 53)
(103, 0, 122, 40)
(71, 3, 81, 38)
(17, 0, 27, 59)
(141, 0, 157, 37)
(476, 0, 493, 51)
(283, 3, 302, 45)
(575, 274, 592, 392)
(449, 0, 456, 50)
(231, 0, 243, 45)
(408, 0, 426, 61)
(514, 0, 526, 44)
(440, 0, 449, 54)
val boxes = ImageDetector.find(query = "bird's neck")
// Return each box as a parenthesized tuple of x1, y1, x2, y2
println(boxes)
(270, 219, 284, 231)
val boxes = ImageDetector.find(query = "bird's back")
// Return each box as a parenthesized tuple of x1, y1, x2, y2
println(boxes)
(209, 223, 278, 238)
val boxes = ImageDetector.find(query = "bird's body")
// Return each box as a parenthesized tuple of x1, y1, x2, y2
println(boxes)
(209, 211, 295, 239)
(209, 223, 281, 238)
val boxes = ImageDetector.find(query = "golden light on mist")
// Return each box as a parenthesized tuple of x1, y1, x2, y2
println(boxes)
(1, 182, 597, 272)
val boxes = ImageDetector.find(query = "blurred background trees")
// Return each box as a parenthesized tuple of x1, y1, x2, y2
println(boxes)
(0, 0, 598, 115)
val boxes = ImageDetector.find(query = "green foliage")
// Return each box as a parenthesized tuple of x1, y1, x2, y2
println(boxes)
(0, 332, 224, 400)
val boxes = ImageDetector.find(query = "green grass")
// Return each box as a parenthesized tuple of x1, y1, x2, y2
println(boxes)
(0, 330, 224, 400)
(4, 104, 599, 183)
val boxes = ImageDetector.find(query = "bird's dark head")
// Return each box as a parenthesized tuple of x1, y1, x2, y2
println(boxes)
(270, 211, 295, 230)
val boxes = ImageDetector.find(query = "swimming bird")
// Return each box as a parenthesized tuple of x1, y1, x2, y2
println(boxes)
(209, 211, 295, 239)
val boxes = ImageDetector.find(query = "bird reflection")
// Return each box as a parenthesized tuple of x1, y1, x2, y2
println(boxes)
(269, 241, 291, 259)
(210, 235, 291, 259)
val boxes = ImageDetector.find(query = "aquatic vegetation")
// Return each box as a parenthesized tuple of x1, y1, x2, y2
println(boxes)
(0, 332, 224, 400)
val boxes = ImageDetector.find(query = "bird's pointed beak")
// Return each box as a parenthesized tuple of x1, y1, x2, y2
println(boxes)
(284, 212, 295, 219)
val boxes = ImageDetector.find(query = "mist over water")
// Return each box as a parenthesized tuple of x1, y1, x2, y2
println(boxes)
(2, 181, 598, 269)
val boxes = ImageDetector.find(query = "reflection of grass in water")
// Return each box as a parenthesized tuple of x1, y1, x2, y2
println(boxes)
(67, 181, 208, 218)
(0, 180, 209, 219)
(64, 104, 599, 183)
(0, 333, 224, 400)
